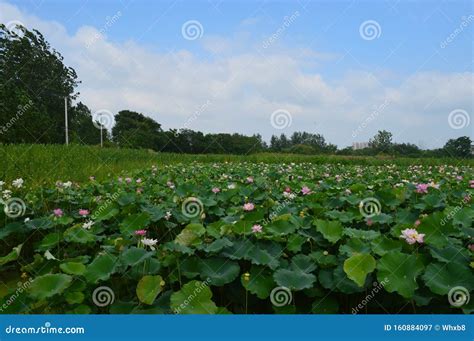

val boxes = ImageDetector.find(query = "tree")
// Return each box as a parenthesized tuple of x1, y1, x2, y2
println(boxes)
(0, 24, 79, 144)
(369, 130, 393, 152)
(69, 102, 105, 145)
(443, 136, 472, 158)
(112, 110, 164, 150)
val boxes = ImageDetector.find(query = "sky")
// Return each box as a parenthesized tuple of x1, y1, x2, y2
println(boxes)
(1, 0, 473, 148)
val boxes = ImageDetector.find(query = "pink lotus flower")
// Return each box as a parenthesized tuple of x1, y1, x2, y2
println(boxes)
(246, 177, 254, 183)
(415, 184, 429, 194)
(136, 178, 142, 183)
(135, 230, 147, 236)
(125, 177, 132, 183)
(301, 186, 311, 195)
(468, 244, 474, 252)
(79, 209, 89, 217)
(400, 228, 425, 245)
(136, 188, 143, 194)
(366, 218, 373, 227)
(212, 187, 220, 193)
(414, 219, 421, 227)
(53, 208, 63, 217)
(470, 180, 474, 188)
(456, 176, 463, 181)
(243, 203, 255, 211)
(284, 187, 291, 193)
(252, 224, 262, 233)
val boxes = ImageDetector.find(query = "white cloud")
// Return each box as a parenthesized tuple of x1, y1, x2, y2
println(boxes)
(1, 1, 472, 148)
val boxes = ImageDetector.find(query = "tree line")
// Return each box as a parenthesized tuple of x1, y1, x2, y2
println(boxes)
(0, 24, 471, 158)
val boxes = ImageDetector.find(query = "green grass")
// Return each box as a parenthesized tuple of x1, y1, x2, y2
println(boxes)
(1, 144, 472, 186)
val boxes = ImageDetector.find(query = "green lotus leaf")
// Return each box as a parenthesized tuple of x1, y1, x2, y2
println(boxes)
(93, 204, 119, 221)
(36, 232, 62, 251)
(417, 212, 457, 248)
(175, 223, 205, 246)
(241, 266, 275, 299)
(120, 212, 150, 236)
(121, 247, 153, 267)
(136, 275, 164, 305)
(429, 245, 470, 265)
(370, 236, 402, 256)
(314, 219, 343, 244)
(339, 239, 371, 256)
(63, 225, 96, 244)
(204, 237, 233, 253)
(273, 268, 316, 291)
(0, 244, 22, 266)
(198, 257, 240, 286)
(65, 291, 85, 304)
(343, 253, 376, 287)
(60, 262, 86, 275)
(376, 251, 424, 298)
(84, 254, 118, 283)
(28, 274, 72, 300)
(422, 262, 474, 295)
(170, 280, 218, 314)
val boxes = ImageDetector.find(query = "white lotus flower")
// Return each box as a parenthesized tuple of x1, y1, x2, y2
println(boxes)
(141, 238, 158, 250)
(12, 178, 24, 188)
(82, 220, 94, 230)
(63, 181, 72, 188)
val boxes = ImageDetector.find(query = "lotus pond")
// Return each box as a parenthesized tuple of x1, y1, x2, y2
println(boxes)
(1, 162, 473, 314)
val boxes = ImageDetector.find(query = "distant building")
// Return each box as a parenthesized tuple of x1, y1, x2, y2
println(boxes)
(352, 142, 369, 150)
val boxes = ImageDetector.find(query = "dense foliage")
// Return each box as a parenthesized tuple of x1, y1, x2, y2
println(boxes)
(1, 162, 473, 314)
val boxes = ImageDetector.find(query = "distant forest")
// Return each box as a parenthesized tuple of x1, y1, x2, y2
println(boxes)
(0, 24, 471, 158)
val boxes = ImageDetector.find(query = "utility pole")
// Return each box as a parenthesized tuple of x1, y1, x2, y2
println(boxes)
(100, 123, 103, 147)
(64, 96, 69, 145)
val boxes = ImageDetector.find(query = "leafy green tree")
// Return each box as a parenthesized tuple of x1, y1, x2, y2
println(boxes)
(69, 102, 106, 145)
(443, 136, 472, 158)
(112, 110, 164, 150)
(0, 24, 79, 144)
(369, 130, 393, 152)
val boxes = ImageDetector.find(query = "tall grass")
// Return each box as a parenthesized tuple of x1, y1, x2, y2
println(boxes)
(1, 144, 472, 186)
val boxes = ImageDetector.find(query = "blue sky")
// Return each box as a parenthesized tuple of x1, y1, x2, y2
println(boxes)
(2, 0, 473, 148)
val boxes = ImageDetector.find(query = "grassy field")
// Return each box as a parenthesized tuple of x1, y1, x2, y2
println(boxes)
(1, 144, 473, 186)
